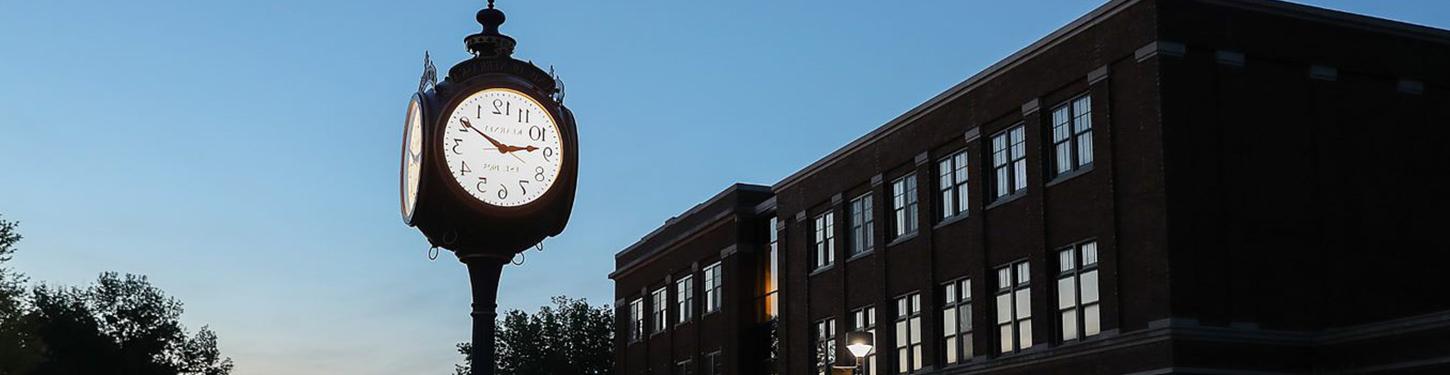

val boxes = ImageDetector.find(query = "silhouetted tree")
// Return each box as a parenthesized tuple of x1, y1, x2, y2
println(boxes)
(454, 296, 613, 375)
(0, 215, 233, 375)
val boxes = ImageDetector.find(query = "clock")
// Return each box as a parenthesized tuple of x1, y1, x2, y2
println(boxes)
(442, 87, 564, 208)
(400, 93, 426, 225)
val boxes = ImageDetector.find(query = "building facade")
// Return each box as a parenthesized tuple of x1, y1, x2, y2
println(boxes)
(611, 0, 1450, 374)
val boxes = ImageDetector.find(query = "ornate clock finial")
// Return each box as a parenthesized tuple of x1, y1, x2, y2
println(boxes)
(466, 0, 515, 58)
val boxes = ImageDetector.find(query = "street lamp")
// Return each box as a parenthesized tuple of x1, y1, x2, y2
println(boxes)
(846, 331, 875, 374)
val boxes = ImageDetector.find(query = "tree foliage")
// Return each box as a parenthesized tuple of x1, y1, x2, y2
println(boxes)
(454, 296, 613, 375)
(0, 216, 233, 375)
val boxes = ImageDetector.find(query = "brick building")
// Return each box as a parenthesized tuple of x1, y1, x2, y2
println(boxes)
(610, 0, 1450, 373)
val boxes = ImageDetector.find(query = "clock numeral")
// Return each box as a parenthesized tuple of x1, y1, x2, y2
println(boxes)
(492, 99, 510, 115)
(497, 185, 509, 199)
(518, 180, 530, 196)
(519, 109, 530, 124)
(475, 177, 488, 193)
(535, 167, 545, 182)
(543, 147, 555, 162)
(460, 161, 471, 176)
(452, 139, 464, 154)
(476, 105, 481, 119)
(529, 126, 546, 141)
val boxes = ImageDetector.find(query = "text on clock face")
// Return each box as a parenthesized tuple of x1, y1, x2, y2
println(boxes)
(442, 88, 565, 207)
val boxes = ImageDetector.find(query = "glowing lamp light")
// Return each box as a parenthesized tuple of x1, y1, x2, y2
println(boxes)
(846, 331, 875, 359)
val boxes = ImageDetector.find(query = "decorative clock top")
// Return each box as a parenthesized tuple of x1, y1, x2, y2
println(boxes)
(442, 88, 564, 207)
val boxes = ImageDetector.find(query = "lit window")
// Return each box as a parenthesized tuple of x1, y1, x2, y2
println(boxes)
(1058, 241, 1101, 341)
(891, 175, 918, 239)
(1051, 95, 1093, 176)
(815, 318, 837, 375)
(849, 194, 874, 256)
(676, 275, 694, 324)
(938, 151, 969, 219)
(996, 262, 1032, 353)
(704, 262, 722, 313)
(852, 306, 878, 375)
(629, 298, 644, 343)
(813, 212, 836, 270)
(758, 217, 780, 321)
(895, 293, 923, 373)
(705, 351, 722, 375)
(675, 359, 694, 375)
(991, 126, 1027, 199)
(941, 278, 973, 365)
(652, 287, 668, 334)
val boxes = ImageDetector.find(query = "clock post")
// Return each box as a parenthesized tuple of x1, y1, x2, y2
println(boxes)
(397, 1, 580, 375)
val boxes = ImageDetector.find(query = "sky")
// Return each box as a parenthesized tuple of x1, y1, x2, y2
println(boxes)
(1, 0, 1447, 373)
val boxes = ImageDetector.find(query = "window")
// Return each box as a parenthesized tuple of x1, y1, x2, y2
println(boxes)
(852, 307, 878, 375)
(849, 194, 874, 256)
(675, 359, 695, 375)
(891, 175, 918, 239)
(815, 318, 837, 375)
(991, 125, 1027, 199)
(628, 298, 644, 343)
(895, 293, 923, 373)
(941, 278, 973, 365)
(704, 262, 722, 313)
(1058, 241, 1101, 341)
(1050, 96, 1093, 176)
(652, 287, 668, 334)
(705, 351, 722, 375)
(996, 262, 1032, 353)
(938, 151, 969, 220)
(813, 212, 836, 270)
(677, 275, 694, 324)
(758, 217, 780, 321)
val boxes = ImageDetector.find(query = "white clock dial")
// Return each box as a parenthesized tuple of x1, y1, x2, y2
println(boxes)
(443, 88, 564, 207)
(400, 96, 425, 223)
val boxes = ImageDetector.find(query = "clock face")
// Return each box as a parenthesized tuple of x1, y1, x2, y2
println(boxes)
(400, 96, 425, 223)
(442, 88, 564, 207)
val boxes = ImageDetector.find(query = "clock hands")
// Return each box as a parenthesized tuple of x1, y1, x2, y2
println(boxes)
(460, 117, 542, 162)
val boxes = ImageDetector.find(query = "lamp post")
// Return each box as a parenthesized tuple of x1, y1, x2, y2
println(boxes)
(846, 331, 875, 375)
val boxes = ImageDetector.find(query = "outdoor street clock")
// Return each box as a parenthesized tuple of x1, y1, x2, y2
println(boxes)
(400, 0, 578, 258)
(398, 2, 578, 374)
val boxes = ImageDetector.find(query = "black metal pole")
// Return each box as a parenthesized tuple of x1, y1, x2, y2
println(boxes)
(465, 257, 506, 375)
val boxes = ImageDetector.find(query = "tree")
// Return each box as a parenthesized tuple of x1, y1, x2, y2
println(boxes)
(1, 216, 42, 375)
(454, 296, 613, 375)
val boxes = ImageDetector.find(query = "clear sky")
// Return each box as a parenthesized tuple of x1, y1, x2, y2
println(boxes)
(2, 0, 1446, 373)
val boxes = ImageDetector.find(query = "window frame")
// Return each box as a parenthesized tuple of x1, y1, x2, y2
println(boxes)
(938, 150, 970, 220)
(852, 306, 879, 375)
(813, 211, 836, 270)
(848, 194, 875, 256)
(894, 292, 923, 374)
(890, 174, 919, 240)
(940, 278, 973, 365)
(990, 125, 1028, 200)
(704, 261, 723, 314)
(995, 261, 1033, 353)
(1050, 95, 1094, 178)
(676, 275, 694, 325)
(628, 297, 644, 343)
(651, 287, 668, 335)
(1057, 240, 1102, 342)
(815, 317, 838, 375)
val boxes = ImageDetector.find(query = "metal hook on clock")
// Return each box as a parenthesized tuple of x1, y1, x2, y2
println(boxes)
(511, 252, 526, 266)
(428, 246, 440, 261)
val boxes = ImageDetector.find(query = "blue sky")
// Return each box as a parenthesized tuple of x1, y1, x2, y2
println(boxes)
(2, 0, 1445, 373)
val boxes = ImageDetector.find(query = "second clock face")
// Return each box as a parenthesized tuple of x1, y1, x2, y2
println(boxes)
(443, 88, 564, 207)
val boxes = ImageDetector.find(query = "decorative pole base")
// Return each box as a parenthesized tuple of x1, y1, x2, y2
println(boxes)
(463, 255, 508, 375)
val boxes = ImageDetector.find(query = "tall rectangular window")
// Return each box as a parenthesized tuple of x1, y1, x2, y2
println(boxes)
(891, 175, 918, 239)
(938, 151, 969, 219)
(852, 307, 878, 375)
(651, 287, 668, 334)
(705, 351, 722, 375)
(849, 194, 874, 256)
(677, 275, 694, 325)
(704, 262, 722, 313)
(895, 293, 922, 374)
(1051, 95, 1093, 176)
(813, 212, 836, 270)
(996, 262, 1032, 353)
(675, 359, 694, 375)
(941, 278, 973, 365)
(1058, 241, 1101, 341)
(991, 126, 1027, 199)
(758, 217, 780, 321)
(815, 317, 837, 375)
(629, 298, 644, 343)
